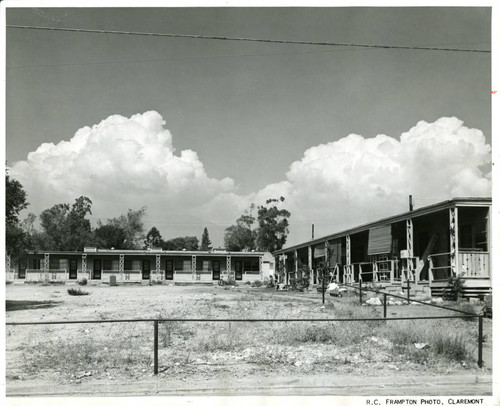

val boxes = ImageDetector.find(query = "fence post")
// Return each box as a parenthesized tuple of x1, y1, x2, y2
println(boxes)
(406, 279, 411, 304)
(154, 320, 159, 375)
(359, 278, 362, 305)
(478, 316, 483, 368)
(383, 293, 387, 319)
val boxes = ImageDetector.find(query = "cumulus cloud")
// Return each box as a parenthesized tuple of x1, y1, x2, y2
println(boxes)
(253, 117, 491, 245)
(10, 111, 239, 236)
(10, 113, 491, 247)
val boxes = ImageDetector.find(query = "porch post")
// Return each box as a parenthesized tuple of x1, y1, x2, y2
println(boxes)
(406, 218, 415, 282)
(325, 241, 329, 283)
(44, 253, 50, 282)
(346, 235, 351, 284)
(259, 255, 263, 279)
(192, 255, 197, 280)
(449, 207, 459, 277)
(294, 250, 298, 281)
(156, 254, 161, 281)
(82, 254, 87, 279)
(308, 246, 313, 285)
(119, 254, 124, 282)
(226, 255, 231, 281)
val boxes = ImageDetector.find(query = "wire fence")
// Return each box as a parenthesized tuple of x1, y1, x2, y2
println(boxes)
(7, 304, 484, 375)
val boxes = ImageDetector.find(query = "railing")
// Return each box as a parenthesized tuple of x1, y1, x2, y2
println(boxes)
(428, 252, 452, 282)
(6, 307, 485, 377)
(372, 259, 397, 283)
(25, 269, 68, 282)
(458, 252, 489, 278)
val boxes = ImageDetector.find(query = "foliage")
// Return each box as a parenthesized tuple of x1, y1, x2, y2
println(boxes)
(255, 197, 290, 252)
(102, 207, 146, 249)
(446, 276, 465, 301)
(143, 226, 164, 249)
(162, 236, 199, 251)
(67, 288, 90, 296)
(38, 196, 94, 251)
(94, 224, 128, 249)
(200, 227, 212, 250)
(224, 208, 256, 251)
(296, 262, 311, 290)
(5, 171, 29, 257)
(78, 278, 88, 286)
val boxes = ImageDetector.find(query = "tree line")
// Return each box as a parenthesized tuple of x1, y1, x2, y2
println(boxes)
(6, 171, 290, 257)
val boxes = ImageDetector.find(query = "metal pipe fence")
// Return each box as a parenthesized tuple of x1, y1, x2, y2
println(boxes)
(7, 312, 484, 375)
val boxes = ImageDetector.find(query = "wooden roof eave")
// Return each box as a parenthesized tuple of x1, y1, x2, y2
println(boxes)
(274, 197, 491, 256)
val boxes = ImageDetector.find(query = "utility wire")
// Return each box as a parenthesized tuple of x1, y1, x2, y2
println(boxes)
(6, 25, 491, 53)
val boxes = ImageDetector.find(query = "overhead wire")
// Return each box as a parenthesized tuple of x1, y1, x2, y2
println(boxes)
(6, 24, 491, 54)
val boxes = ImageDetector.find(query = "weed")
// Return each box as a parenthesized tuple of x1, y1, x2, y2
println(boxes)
(67, 288, 90, 296)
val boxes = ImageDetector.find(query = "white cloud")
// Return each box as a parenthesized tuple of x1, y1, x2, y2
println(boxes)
(10, 113, 491, 247)
(10, 111, 238, 237)
(255, 117, 491, 245)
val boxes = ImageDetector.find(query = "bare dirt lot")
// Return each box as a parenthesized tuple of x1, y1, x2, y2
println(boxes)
(5, 283, 492, 395)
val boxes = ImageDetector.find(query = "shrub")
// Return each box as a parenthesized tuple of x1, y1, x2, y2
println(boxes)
(251, 280, 263, 287)
(446, 277, 464, 301)
(78, 278, 88, 286)
(67, 288, 90, 296)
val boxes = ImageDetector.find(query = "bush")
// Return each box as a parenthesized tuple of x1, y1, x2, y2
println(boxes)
(67, 288, 90, 296)
(78, 278, 88, 286)
(251, 280, 263, 287)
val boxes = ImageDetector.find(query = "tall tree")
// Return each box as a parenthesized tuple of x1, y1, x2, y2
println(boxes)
(39, 196, 94, 251)
(94, 224, 128, 249)
(162, 236, 199, 251)
(5, 171, 29, 257)
(224, 210, 256, 251)
(144, 226, 164, 249)
(104, 207, 146, 249)
(200, 227, 212, 250)
(255, 197, 291, 253)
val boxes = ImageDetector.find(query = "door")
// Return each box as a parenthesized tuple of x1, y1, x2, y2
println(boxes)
(69, 259, 78, 279)
(93, 259, 102, 280)
(235, 261, 243, 281)
(142, 259, 151, 280)
(166, 260, 174, 280)
(19, 259, 26, 279)
(212, 260, 220, 280)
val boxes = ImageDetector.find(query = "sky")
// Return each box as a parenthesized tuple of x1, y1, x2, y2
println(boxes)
(4, 5, 493, 248)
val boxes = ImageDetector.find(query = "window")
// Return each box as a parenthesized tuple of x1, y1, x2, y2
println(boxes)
(124, 260, 132, 270)
(32, 258, 41, 269)
(459, 221, 487, 251)
(103, 260, 113, 270)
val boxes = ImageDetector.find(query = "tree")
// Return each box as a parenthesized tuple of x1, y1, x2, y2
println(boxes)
(144, 227, 164, 249)
(6, 172, 28, 224)
(5, 171, 29, 257)
(224, 211, 256, 251)
(255, 197, 291, 252)
(162, 236, 199, 251)
(94, 224, 128, 249)
(39, 196, 94, 251)
(103, 207, 146, 249)
(200, 227, 212, 250)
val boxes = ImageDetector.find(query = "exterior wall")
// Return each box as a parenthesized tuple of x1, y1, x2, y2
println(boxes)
(16, 251, 264, 284)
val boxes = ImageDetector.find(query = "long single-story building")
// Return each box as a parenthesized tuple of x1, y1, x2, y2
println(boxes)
(273, 197, 492, 298)
(8, 248, 266, 284)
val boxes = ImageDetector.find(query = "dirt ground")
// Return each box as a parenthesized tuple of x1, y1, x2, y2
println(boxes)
(5, 283, 492, 391)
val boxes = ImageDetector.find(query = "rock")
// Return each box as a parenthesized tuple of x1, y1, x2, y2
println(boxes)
(414, 343, 430, 350)
(431, 297, 443, 304)
(366, 297, 382, 306)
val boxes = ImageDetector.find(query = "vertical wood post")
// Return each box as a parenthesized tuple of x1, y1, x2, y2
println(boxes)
(359, 278, 363, 305)
(478, 316, 483, 368)
(383, 293, 387, 319)
(154, 320, 159, 375)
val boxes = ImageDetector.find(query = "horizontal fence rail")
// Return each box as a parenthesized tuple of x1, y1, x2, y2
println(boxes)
(7, 312, 484, 374)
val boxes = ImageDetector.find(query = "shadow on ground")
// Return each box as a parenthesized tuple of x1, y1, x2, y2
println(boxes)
(6, 300, 62, 311)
